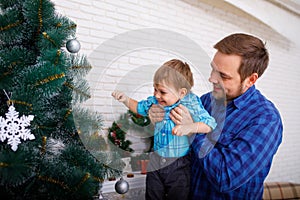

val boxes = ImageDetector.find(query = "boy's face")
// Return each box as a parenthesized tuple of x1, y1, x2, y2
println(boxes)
(153, 83, 184, 106)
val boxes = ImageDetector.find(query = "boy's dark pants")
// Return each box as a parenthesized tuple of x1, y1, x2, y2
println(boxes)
(145, 152, 190, 200)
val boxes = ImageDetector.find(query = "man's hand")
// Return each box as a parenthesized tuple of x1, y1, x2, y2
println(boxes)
(148, 104, 164, 124)
(170, 104, 193, 125)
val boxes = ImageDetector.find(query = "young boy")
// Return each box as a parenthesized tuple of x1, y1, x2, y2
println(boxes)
(112, 59, 216, 200)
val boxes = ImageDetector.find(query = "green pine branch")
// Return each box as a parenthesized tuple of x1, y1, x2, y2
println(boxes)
(0, 0, 123, 199)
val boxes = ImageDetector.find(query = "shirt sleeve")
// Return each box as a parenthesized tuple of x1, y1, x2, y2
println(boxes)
(136, 96, 157, 116)
(192, 110, 283, 192)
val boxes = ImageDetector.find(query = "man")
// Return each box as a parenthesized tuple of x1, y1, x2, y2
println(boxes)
(149, 33, 283, 199)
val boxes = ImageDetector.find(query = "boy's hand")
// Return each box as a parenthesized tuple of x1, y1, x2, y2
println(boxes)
(172, 124, 195, 136)
(111, 91, 128, 103)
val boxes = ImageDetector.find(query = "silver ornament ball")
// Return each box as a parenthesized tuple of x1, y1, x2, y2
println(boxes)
(115, 178, 129, 194)
(66, 39, 81, 53)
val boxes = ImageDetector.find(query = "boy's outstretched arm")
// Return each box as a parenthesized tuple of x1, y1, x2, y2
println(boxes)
(111, 90, 138, 113)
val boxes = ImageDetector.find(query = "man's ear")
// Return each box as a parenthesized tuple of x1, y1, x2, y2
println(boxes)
(248, 73, 258, 87)
(244, 73, 258, 91)
(179, 88, 188, 99)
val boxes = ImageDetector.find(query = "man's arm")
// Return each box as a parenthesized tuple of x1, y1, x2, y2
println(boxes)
(171, 97, 283, 192)
(191, 110, 283, 192)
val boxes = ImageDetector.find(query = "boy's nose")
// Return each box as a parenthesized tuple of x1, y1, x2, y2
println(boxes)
(154, 92, 161, 99)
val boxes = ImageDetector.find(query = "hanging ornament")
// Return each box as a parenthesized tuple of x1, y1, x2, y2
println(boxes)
(115, 177, 129, 194)
(66, 38, 81, 53)
(0, 105, 34, 151)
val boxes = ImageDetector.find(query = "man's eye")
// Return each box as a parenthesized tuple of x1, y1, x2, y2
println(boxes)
(220, 74, 230, 79)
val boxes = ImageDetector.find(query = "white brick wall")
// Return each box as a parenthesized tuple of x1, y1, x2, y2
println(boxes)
(52, 0, 300, 182)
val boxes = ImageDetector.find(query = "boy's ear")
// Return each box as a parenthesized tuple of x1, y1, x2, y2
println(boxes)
(179, 88, 188, 98)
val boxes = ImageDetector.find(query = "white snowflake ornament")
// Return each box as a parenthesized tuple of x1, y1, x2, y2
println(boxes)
(0, 105, 35, 151)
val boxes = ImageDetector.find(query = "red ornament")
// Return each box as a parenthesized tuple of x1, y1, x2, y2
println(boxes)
(111, 131, 116, 138)
(115, 139, 120, 145)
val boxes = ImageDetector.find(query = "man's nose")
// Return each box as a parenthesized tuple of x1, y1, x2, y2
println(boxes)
(209, 71, 219, 83)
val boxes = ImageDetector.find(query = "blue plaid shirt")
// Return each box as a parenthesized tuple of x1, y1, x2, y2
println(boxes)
(190, 86, 283, 199)
(137, 92, 217, 158)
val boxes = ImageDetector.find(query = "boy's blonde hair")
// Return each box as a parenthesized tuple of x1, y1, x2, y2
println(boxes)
(153, 59, 194, 92)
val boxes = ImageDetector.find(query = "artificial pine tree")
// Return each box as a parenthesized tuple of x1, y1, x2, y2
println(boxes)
(0, 0, 123, 199)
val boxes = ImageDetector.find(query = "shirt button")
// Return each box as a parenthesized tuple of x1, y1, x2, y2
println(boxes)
(162, 133, 166, 136)
(161, 158, 166, 163)
(164, 120, 166, 124)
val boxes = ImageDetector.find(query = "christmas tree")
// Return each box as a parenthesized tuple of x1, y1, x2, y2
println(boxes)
(0, 0, 122, 199)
